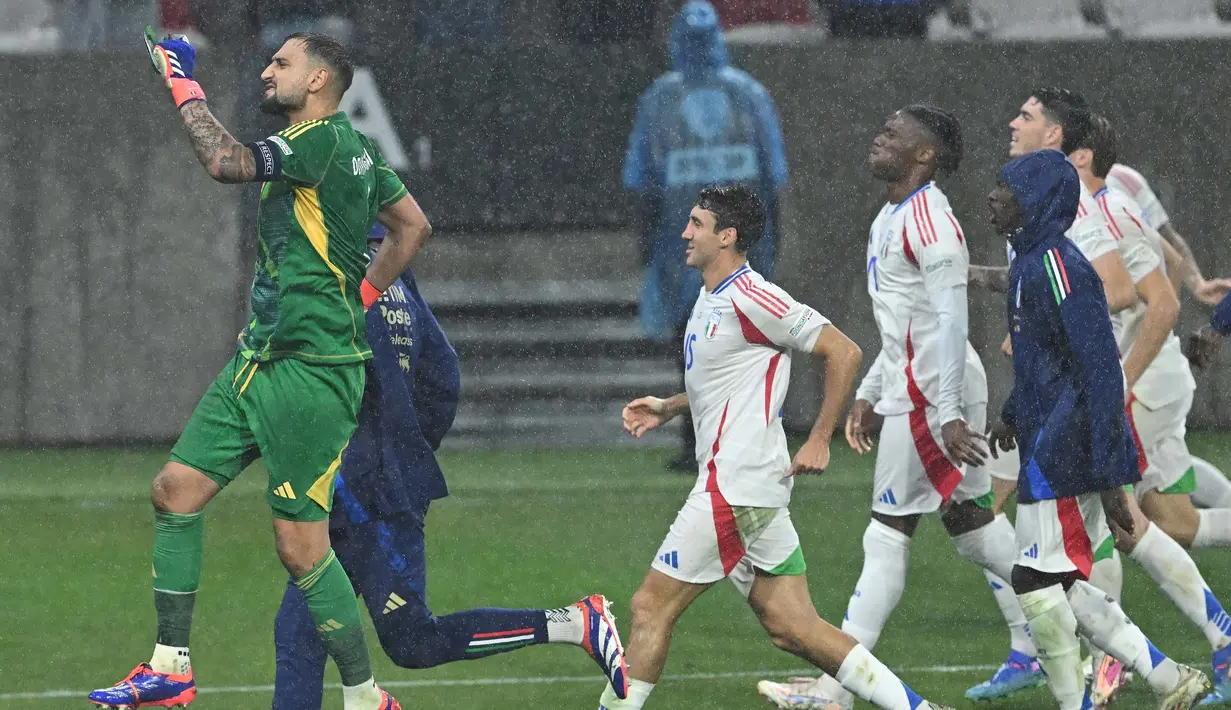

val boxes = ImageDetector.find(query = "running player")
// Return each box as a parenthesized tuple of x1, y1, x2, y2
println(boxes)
(757, 105, 1032, 710)
(964, 88, 1139, 701)
(988, 147, 1208, 710)
(598, 185, 953, 710)
(272, 226, 628, 708)
(90, 32, 423, 710)
(1074, 117, 1231, 707)
(1106, 163, 1231, 510)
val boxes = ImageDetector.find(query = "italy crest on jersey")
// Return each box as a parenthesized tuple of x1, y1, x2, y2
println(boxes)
(705, 309, 722, 340)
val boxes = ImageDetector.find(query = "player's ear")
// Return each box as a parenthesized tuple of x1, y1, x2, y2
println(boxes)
(308, 65, 331, 94)
(720, 226, 739, 249)
(916, 145, 936, 167)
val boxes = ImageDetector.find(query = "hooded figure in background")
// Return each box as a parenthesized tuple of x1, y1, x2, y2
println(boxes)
(623, 0, 788, 470)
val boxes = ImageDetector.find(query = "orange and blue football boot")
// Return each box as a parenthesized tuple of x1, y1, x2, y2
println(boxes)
(574, 594, 629, 700)
(88, 663, 196, 708)
(377, 687, 401, 709)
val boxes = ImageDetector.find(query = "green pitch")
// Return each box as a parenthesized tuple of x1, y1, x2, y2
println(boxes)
(4, 436, 1231, 709)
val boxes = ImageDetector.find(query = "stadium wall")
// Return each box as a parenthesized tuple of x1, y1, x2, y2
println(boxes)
(2, 41, 1229, 443)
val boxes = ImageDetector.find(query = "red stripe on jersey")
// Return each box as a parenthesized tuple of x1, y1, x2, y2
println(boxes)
(946, 212, 965, 244)
(734, 275, 787, 318)
(764, 353, 782, 426)
(1097, 195, 1125, 240)
(1052, 249, 1072, 293)
(732, 300, 773, 345)
(904, 325, 961, 501)
(919, 194, 942, 246)
(1125, 394, 1149, 475)
(704, 402, 745, 575)
(901, 223, 918, 265)
(1123, 207, 1146, 233)
(1076, 201, 1088, 218)
(739, 275, 790, 315)
(1056, 497, 1094, 580)
(910, 196, 934, 246)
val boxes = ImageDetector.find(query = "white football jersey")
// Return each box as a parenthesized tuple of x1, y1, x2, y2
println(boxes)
(1097, 186, 1195, 409)
(683, 265, 829, 508)
(1107, 163, 1171, 231)
(860, 183, 985, 421)
(1006, 180, 1118, 264)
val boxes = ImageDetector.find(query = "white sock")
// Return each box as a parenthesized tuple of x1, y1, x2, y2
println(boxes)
(1194, 509, 1231, 549)
(821, 520, 910, 708)
(835, 644, 928, 710)
(1017, 585, 1085, 710)
(1130, 522, 1231, 651)
(1066, 580, 1182, 695)
(1192, 457, 1231, 509)
(1088, 545, 1123, 604)
(984, 569, 1037, 657)
(149, 644, 190, 675)
(341, 677, 382, 710)
(599, 679, 654, 709)
(952, 512, 1017, 582)
(546, 606, 585, 644)
(842, 520, 911, 650)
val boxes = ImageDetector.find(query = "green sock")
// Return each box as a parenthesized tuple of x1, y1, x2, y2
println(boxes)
(296, 549, 372, 687)
(152, 510, 204, 647)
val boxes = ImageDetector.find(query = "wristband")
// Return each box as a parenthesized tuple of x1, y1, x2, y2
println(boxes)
(171, 78, 206, 108)
(361, 278, 383, 310)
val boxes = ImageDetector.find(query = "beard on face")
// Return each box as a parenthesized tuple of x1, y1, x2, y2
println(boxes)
(258, 85, 304, 116)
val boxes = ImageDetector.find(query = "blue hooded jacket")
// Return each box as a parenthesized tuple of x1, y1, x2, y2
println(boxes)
(623, 0, 788, 341)
(1002, 150, 1140, 503)
(1213, 292, 1231, 335)
(331, 266, 460, 528)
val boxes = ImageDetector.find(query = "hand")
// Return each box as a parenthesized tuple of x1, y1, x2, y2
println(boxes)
(1194, 277, 1231, 306)
(622, 396, 674, 438)
(789, 435, 830, 476)
(942, 419, 987, 467)
(1183, 326, 1223, 369)
(1000, 333, 1013, 358)
(987, 420, 1017, 459)
(144, 26, 205, 108)
(844, 399, 881, 454)
(1100, 487, 1135, 537)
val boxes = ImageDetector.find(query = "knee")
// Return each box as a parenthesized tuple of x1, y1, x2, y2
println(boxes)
(381, 615, 441, 669)
(628, 587, 673, 633)
(1153, 516, 1197, 548)
(150, 466, 181, 513)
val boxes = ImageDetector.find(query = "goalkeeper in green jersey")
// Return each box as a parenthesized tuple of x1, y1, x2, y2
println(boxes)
(89, 30, 429, 710)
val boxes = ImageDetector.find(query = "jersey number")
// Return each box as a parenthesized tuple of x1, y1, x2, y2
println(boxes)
(685, 333, 697, 371)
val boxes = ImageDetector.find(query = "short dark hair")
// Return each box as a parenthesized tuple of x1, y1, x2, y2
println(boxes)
(900, 104, 963, 178)
(696, 185, 766, 253)
(1031, 86, 1091, 155)
(1079, 113, 1117, 179)
(286, 32, 354, 97)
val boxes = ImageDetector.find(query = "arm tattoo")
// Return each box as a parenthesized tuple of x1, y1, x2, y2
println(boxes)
(180, 101, 257, 183)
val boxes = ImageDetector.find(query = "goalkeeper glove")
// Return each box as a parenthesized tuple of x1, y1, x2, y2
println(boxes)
(144, 26, 205, 109)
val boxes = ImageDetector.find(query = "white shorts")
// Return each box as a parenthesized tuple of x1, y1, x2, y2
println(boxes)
(1128, 391, 1195, 498)
(1015, 494, 1111, 579)
(871, 402, 991, 516)
(652, 492, 802, 599)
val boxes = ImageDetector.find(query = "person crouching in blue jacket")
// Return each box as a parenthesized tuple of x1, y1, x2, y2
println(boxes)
(985, 150, 1210, 710)
(270, 225, 630, 709)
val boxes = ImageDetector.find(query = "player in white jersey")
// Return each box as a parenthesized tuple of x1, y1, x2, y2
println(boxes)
(961, 87, 1146, 702)
(597, 186, 955, 710)
(1073, 117, 1231, 707)
(757, 105, 1033, 710)
(1106, 162, 1231, 513)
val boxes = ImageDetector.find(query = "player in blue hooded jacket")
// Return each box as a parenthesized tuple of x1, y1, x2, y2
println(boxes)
(986, 149, 1209, 710)
(270, 226, 629, 709)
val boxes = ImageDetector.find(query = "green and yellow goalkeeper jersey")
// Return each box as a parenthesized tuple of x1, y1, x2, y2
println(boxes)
(239, 111, 409, 364)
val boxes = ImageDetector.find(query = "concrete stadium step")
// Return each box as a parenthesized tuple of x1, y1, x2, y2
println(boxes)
(419, 278, 640, 314)
(442, 397, 683, 449)
(460, 356, 678, 400)
(443, 314, 676, 359)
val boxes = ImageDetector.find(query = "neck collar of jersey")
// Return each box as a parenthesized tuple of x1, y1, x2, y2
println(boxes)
(711, 263, 751, 294)
(891, 182, 933, 214)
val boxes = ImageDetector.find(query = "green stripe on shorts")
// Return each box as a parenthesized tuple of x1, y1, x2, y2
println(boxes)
(1093, 534, 1116, 563)
(765, 545, 807, 576)
(970, 489, 996, 510)
(1161, 467, 1197, 496)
